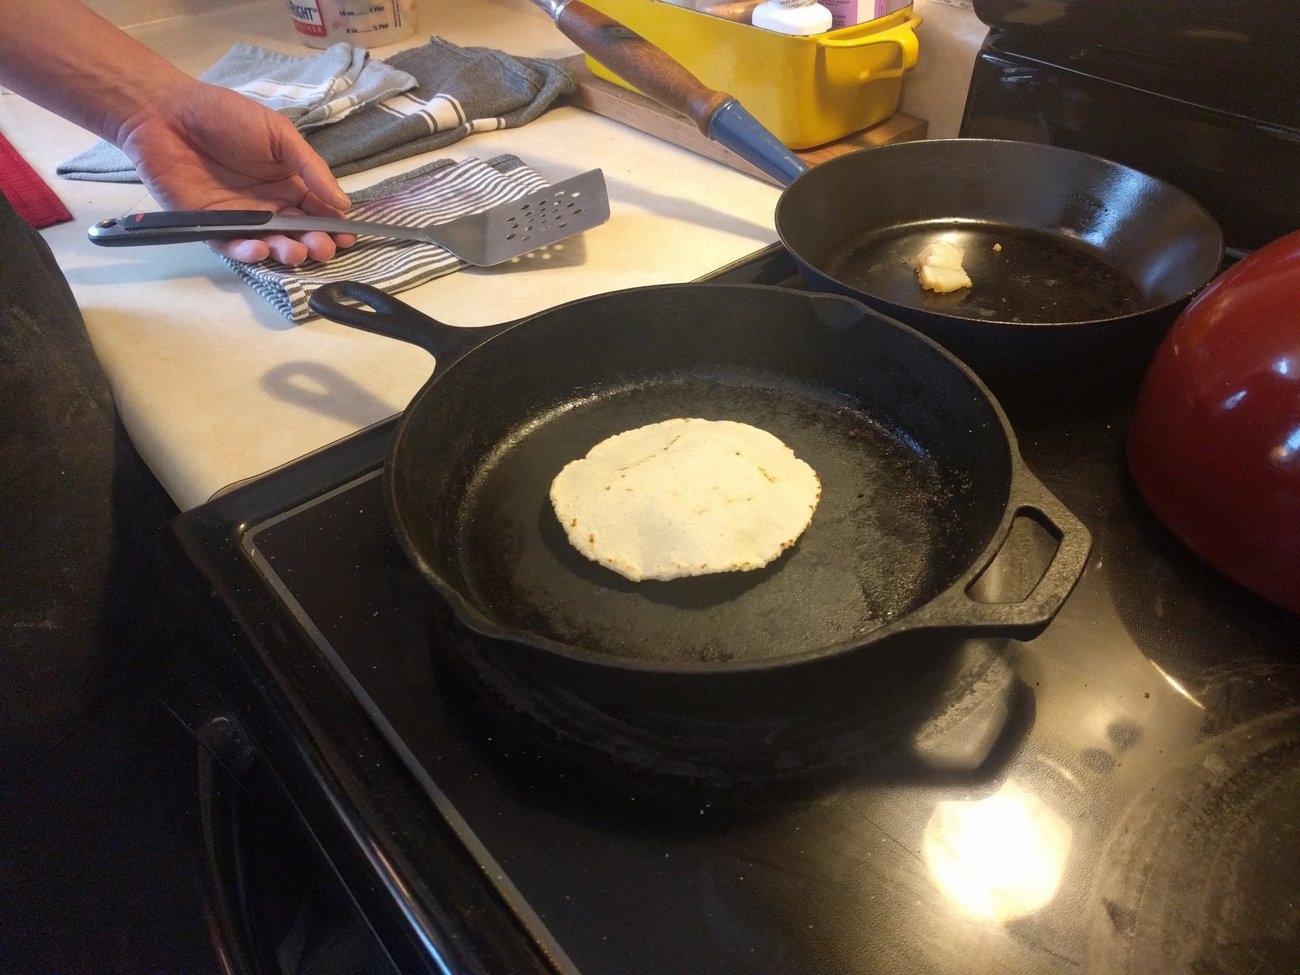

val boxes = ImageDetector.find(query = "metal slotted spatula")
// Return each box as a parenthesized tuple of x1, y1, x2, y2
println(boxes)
(87, 168, 610, 267)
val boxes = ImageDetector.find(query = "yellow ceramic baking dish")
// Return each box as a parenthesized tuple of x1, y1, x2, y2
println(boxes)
(580, 0, 922, 149)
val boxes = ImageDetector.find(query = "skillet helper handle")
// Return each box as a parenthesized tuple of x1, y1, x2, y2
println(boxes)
(913, 471, 1093, 639)
(308, 280, 508, 366)
(819, 11, 921, 82)
(531, 0, 807, 186)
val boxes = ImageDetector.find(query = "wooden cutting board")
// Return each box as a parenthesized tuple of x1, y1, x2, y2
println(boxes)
(559, 54, 928, 185)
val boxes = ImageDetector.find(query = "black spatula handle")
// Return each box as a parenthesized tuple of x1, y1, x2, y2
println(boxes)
(88, 210, 276, 245)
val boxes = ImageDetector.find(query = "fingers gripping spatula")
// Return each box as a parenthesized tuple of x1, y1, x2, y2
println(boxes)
(87, 168, 610, 267)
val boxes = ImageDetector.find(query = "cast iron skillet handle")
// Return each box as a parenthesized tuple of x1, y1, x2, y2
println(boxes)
(910, 470, 1093, 639)
(308, 280, 512, 367)
(530, 0, 808, 186)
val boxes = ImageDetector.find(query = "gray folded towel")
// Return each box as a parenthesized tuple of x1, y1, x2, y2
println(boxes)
(57, 42, 416, 182)
(57, 37, 574, 183)
(306, 36, 576, 176)
(226, 154, 547, 322)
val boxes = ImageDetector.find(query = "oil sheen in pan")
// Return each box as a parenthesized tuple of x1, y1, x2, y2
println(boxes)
(454, 379, 958, 667)
(827, 221, 1147, 324)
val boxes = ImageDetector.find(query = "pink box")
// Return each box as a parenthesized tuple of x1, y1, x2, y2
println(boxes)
(821, 0, 911, 30)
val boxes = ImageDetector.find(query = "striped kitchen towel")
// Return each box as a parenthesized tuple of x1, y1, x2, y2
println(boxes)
(57, 43, 416, 182)
(209, 42, 417, 131)
(225, 154, 547, 322)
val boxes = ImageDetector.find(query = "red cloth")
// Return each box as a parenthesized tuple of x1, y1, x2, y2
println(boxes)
(0, 129, 73, 229)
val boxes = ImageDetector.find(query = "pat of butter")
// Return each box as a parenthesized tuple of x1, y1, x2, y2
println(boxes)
(916, 240, 972, 293)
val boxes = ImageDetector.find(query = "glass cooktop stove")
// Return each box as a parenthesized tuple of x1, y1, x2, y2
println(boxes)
(174, 246, 1300, 975)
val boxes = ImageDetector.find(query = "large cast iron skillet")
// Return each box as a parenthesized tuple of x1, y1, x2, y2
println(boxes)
(309, 281, 1091, 723)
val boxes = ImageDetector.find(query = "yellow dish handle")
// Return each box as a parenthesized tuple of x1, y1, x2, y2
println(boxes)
(820, 11, 922, 82)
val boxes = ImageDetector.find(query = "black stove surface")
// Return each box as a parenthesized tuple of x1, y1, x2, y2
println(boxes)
(176, 247, 1300, 975)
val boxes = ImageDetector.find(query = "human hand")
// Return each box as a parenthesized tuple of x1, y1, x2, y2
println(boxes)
(118, 79, 356, 265)
(0, 0, 354, 265)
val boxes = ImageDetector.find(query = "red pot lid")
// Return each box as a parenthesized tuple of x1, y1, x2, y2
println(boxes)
(1127, 230, 1300, 615)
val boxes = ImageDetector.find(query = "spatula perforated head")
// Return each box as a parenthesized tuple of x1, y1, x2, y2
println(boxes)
(427, 168, 611, 266)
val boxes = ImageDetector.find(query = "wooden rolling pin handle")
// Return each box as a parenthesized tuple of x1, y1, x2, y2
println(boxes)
(553, 0, 731, 133)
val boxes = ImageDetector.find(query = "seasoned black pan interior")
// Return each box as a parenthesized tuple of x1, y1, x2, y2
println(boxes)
(459, 380, 949, 665)
(825, 221, 1145, 325)
(776, 139, 1223, 327)
(386, 286, 1013, 669)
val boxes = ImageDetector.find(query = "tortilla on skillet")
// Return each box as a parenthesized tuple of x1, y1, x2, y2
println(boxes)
(550, 417, 821, 582)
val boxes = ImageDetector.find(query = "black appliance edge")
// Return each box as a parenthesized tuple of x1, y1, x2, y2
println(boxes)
(169, 418, 569, 975)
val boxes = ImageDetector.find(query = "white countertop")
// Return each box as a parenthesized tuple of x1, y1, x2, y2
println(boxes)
(4, 0, 982, 510)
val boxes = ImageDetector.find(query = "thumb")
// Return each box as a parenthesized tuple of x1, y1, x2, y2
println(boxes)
(280, 129, 349, 212)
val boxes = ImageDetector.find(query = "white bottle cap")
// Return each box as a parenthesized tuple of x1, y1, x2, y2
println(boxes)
(751, 0, 833, 35)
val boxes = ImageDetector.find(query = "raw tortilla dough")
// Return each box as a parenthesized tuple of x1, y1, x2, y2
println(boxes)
(916, 239, 973, 293)
(549, 417, 821, 582)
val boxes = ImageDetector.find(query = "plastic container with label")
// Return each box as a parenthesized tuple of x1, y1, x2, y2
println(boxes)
(581, 0, 921, 149)
(751, 0, 834, 35)
(287, 0, 418, 49)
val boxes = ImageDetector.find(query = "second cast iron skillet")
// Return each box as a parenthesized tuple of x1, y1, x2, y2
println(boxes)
(537, 1, 1223, 392)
